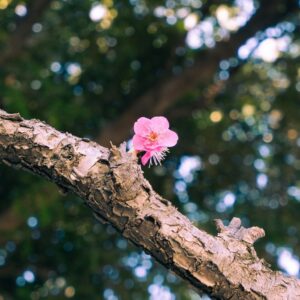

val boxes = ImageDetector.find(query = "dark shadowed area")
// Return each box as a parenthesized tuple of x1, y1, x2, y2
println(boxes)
(0, 0, 300, 299)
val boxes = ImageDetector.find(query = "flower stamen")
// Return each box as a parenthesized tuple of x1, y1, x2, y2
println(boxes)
(148, 131, 158, 142)
(149, 148, 169, 167)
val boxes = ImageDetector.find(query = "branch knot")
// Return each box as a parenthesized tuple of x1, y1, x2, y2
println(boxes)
(215, 217, 265, 244)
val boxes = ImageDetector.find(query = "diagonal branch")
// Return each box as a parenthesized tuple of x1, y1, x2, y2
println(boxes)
(97, 0, 299, 146)
(0, 0, 52, 67)
(1, 109, 300, 299)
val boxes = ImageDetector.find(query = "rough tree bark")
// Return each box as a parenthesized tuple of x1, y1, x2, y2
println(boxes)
(1, 109, 300, 299)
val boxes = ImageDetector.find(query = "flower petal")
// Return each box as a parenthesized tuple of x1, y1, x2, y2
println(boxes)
(132, 134, 147, 151)
(158, 130, 178, 147)
(141, 152, 152, 165)
(134, 117, 151, 136)
(150, 116, 169, 133)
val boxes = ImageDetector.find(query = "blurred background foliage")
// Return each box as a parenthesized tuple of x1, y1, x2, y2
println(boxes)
(0, 0, 300, 299)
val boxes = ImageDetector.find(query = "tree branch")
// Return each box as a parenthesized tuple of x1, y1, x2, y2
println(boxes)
(1, 109, 300, 299)
(0, 0, 52, 67)
(97, 0, 299, 146)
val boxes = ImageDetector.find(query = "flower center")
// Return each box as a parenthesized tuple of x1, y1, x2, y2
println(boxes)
(148, 131, 158, 142)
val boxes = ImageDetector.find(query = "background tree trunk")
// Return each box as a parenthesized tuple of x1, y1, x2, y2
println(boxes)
(97, 0, 299, 146)
(0, 0, 52, 67)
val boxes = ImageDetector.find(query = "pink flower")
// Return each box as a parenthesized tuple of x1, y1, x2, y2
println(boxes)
(132, 116, 178, 166)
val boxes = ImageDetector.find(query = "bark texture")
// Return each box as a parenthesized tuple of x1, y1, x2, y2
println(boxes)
(1, 109, 300, 299)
